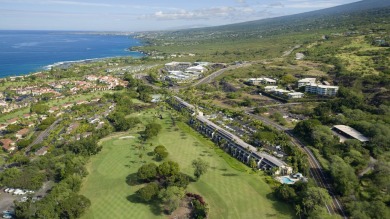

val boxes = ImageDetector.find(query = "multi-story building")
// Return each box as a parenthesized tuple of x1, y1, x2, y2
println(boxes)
(298, 78, 316, 88)
(305, 83, 339, 96)
(168, 96, 292, 175)
(248, 77, 277, 85)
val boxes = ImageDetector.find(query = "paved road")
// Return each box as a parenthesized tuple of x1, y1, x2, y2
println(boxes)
(25, 118, 62, 155)
(191, 63, 252, 87)
(245, 110, 347, 218)
(143, 63, 251, 91)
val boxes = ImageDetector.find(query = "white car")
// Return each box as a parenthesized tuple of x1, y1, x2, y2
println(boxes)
(7, 189, 14, 193)
(4, 188, 9, 193)
(13, 189, 24, 195)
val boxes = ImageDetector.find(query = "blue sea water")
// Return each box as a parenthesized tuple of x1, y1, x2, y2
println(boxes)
(0, 30, 144, 78)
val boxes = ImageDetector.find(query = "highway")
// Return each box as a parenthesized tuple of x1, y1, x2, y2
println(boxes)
(245, 110, 347, 218)
(191, 62, 252, 87)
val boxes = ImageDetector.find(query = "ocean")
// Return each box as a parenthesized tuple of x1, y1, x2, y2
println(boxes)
(0, 30, 144, 78)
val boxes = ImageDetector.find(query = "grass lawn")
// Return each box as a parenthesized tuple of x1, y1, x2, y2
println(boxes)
(80, 108, 295, 219)
(0, 108, 30, 123)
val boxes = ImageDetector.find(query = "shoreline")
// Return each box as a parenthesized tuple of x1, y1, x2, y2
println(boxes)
(0, 52, 146, 80)
(0, 30, 147, 79)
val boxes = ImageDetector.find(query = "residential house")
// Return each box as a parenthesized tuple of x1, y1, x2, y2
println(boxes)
(287, 92, 304, 99)
(35, 147, 48, 156)
(76, 100, 88, 105)
(0, 100, 8, 107)
(16, 128, 29, 139)
(274, 89, 291, 96)
(7, 118, 19, 125)
(1, 139, 16, 152)
(85, 75, 99, 81)
(264, 86, 278, 92)
(0, 124, 8, 131)
(62, 103, 74, 109)
(48, 106, 59, 114)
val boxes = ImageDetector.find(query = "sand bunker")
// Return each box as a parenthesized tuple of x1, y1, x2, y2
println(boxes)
(119, 136, 135, 139)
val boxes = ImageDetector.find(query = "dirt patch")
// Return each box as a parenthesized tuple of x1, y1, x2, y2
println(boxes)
(169, 197, 192, 219)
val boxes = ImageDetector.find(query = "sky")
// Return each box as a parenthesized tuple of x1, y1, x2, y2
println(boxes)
(0, 0, 362, 31)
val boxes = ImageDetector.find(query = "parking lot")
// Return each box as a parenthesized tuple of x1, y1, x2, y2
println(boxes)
(0, 181, 54, 216)
(0, 192, 16, 214)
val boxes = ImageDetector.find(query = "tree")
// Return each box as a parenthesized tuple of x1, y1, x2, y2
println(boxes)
(58, 193, 91, 219)
(142, 123, 162, 140)
(158, 161, 179, 178)
(31, 103, 49, 115)
(295, 205, 302, 219)
(6, 124, 22, 133)
(166, 173, 190, 188)
(329, 155, 359, 196)
(293, 119, 321, 141)
(158, 186, 185, 214)
(191, 199, 209, 219)
(107, 112, 140, 131)
(302, 187, 331, 214)
(280, 74, 297, 85)
(154, 145, 169, 161)
(275, 184, 297, 202)
(137, 163, 158, 182)
(137, 182, 159, 202)
(311, 125, 337, 149)
(192, 158, 209, 180)
(249, 158, 258, 170)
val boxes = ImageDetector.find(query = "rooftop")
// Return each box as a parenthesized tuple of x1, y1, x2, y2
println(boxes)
(196, 115, 287, 167)
(298, 78, 316, 83)
(333, 125, 369, 142)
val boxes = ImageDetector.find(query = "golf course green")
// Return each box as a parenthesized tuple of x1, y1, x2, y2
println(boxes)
(80, 109, 294, 219)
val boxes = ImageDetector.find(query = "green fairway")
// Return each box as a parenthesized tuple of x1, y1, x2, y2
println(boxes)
(80, 109, 294, 219)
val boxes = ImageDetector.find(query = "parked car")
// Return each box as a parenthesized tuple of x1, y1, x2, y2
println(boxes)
(2, 214, 12, 219)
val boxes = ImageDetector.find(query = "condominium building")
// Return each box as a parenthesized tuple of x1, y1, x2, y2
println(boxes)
(298, 78, 316, 88)
(305, 84, 339, 96)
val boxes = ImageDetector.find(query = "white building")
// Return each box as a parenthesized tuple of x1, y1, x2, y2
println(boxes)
(274, 89, 290, 96)
(332, 125, 369, 142)
(305, 84, 339, 96)
(248, 77, 277, 85)
(165, 62, 192, 71)
(298, 78, 316, 88)
(288, 92, 304, 99)
(264, 86, 278, 92)
(186, 65, 207, 74)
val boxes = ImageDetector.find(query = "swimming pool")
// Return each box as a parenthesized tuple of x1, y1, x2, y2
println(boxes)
(281, 176, 295, 184)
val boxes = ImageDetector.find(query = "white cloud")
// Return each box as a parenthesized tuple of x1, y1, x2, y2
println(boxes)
(143, 6, 261, 21)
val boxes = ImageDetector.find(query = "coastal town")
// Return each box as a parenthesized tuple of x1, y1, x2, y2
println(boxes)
(1, 1, 390, 218)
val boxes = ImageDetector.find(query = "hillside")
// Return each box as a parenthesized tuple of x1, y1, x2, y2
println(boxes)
(134, 2, 390, 218)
